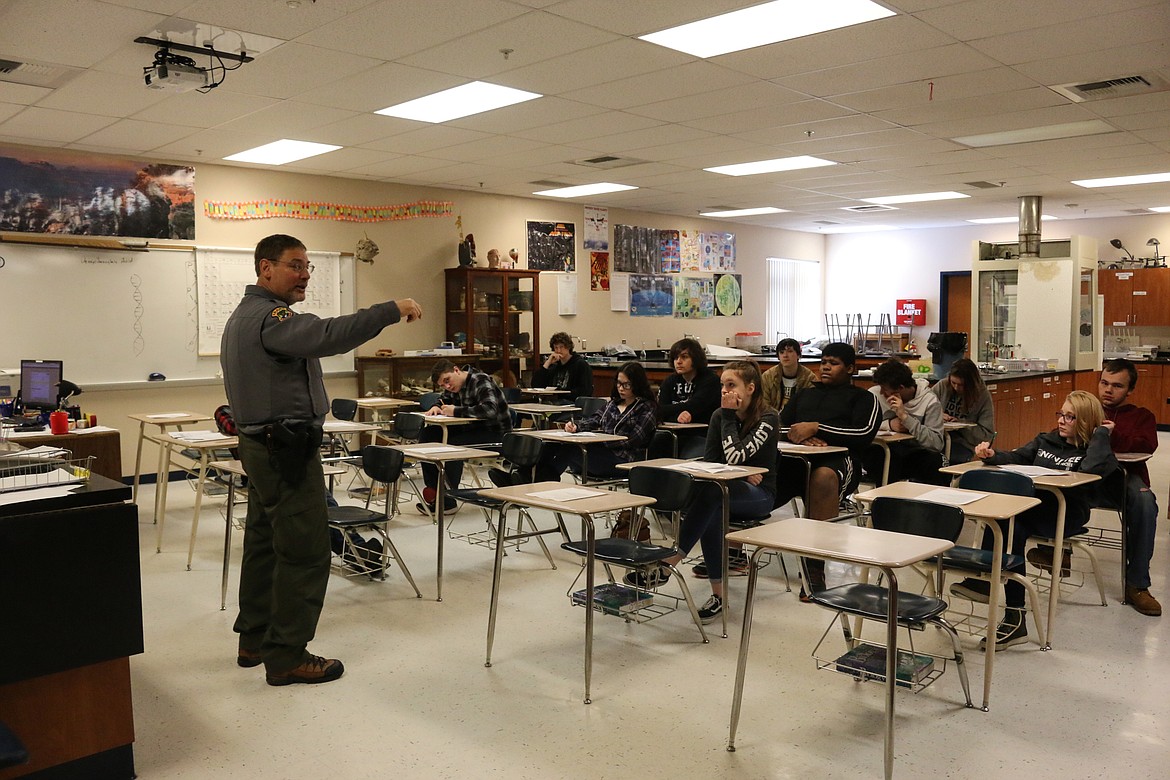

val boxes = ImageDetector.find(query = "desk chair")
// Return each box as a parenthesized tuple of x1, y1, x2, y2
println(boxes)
(943, 469, 1048, 647)
(561, 466, 710, 641)
(418, 392, 442, 412)
(326, 446, 421, 596)
(446, 433, 563, 566)
(326, 398, 369, 495)
(1083, 466, 1128, 601)
(574, 396, 608, 418)
(385, 411, 428, 512)
(808, 497, 973, 708)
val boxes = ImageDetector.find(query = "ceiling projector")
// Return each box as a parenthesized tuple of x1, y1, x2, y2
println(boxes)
(144, 62, 208, 91)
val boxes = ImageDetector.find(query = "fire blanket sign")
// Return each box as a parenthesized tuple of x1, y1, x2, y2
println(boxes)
(895, 299, 926, 326)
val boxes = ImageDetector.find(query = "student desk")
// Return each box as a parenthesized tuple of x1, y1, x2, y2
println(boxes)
(475, 481, 656, 704)
(519, 387, 572, 399)
(853, 480, 1041, 711)
(656, 421, 707, 457)
(943, 420, 976, 463)
(510, 402, 580, 429)
(940, 461, 1101, 649)
(6, 427, 123, 483)
(776, 440, 848, 517)
(353, 396, 418, 423)
(151, 431, 237, 569)
(513, 429, 626, 483)
(405, 411, 476, 444)
(386, 442, 495, 602)
(617, 457, 767, 638)
(210, 459, 347, 610)
(869, 430, 914, 486)
(725, 517, 954, 780)
(126, 412, 211, 504)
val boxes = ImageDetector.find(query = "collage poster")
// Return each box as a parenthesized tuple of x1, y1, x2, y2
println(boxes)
(526, 220, 576, 272)
(613, 223, 660, 274)
(584, 205, 609, 251)
(700, 232, 736, 272)
(714, 273, 743, 317)
(658, 229, 680, 273)
(680, 229, 701, 272)
(673, 276, 714, 319)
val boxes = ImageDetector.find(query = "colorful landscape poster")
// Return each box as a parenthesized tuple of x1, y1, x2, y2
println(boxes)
(629, 274, 674, 316)
(714, 273, 743, 316)
(527, 220, 576, 271)
(590, 251, 610, 290)
(673, 276, 714, 319)
(0, 143, 195, 239)
(659, 229, 680, 273)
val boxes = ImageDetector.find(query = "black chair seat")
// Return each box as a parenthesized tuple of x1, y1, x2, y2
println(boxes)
(810, 583, 948, 623)
(327, 505, 380, 527)
(447, 487, 504, 507)
(561, 537, 677, 566)
(729, 513, 769, 530)
(931, 545, 1026, 573)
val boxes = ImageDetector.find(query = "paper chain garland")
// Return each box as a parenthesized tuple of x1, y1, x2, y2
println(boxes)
(203, 199, 455, 222)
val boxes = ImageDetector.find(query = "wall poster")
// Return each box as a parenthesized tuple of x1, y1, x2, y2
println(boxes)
(629, 274, 674, 317)
(526, 220, 576, 271)
(714, 273, 743, 317)
(673, 276, 714, 319)
(584, 205, 609, 251)
(590, 251, 610, 290)
(613, 223, 659, 274)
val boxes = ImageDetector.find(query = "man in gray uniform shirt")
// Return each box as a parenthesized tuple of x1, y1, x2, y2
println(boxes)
(221, 234, 422, 686)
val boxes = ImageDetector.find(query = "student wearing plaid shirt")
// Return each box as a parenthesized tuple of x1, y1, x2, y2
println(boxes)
(418, 360, 512, 512)
(533, 361, 656, 483)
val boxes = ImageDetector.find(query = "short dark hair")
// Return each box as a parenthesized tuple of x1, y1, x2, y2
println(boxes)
(777, 338, 802, 354)
(1102, 358, 1138, 390)
(872, 359, 914, 389)
(430, 359, 457, 384)
(820, 341, 856, 367)
(254, 234, 306, 275)
(549, 331, 574, 352)
(668, 338, 707, 372)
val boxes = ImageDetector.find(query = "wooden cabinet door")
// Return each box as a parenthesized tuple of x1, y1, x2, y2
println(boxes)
(1131, 363, 1163, 419)
(1099, 270, 1134, 327)
(1131, 268, 1170, 327)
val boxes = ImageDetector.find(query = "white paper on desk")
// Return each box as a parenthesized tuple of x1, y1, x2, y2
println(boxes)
(550, 431, 605, 439)
(72, 425, 117, 434)
(669, 461, 741, 474)
(999, 464, 1069, 477)
(406, 445, 462, 454)
(527, 487, 606, 501)
(146, 412, 192, 419)
(6, 445, 69, 459)
(915, 487, 988, 505)
(169, 431, 231, 442)
(0, 483, 82, 506)
(410, 412, 461, 421)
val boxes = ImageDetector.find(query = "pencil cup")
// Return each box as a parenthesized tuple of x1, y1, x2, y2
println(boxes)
(50, 411, 70, 435)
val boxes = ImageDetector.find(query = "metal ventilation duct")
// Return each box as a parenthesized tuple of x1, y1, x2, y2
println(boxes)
(1018, 196, 1042, 258)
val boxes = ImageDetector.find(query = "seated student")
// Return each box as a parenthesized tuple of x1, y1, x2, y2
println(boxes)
(418, 360, 512, 513)
(624, 360, 777, 624)
(931, 358, 995, 463)
(531, 331, 593, 400)
(1095, 358, 1160, 616)
(777, 342, 880, 598)
(657, 337, 720, 458)
(525, 361, 656, 485)
(950, 390, 1118, 649)
(861, 359, 946, 485)
(761, 338, 816, 411)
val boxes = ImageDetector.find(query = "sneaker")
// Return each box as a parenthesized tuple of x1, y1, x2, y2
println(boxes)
(623, 566, 671, 589)
(697, 594, 723, 624)
(691, 550, 749, 579)
(979, 608, 1028, 651)
(1026, 544, 1071, 576)
(488, 468, 513, 488)
(237, 647, 262, 668)
(266, 654, 345, 686)
(415, 497, 459, 515)
(949, 578, 992, 604)
(1126, 585, 1162, 617)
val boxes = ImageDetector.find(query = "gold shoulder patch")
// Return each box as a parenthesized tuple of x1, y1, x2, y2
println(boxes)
(270, 306, 294, 322)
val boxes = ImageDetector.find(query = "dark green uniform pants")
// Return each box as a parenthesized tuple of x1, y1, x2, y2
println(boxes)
(233, 432, 331, 673)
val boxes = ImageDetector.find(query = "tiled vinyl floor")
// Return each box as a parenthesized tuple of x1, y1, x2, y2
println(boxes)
(130, 437, 1170, 779)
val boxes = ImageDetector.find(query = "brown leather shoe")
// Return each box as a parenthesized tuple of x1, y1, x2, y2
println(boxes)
(1026, 544, 1071, 577)
(237, 647, 262, 668)
(266, 654, 345, 686)
(1126, 586, 1162, 617)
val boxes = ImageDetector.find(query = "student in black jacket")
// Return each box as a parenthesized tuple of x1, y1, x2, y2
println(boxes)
(656, 337, 720, 457)
(531, 331, 593, 400)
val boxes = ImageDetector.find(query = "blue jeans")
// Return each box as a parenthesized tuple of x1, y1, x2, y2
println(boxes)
(535, 443, 628, 482)
(678, 480, 773, 582)
(1115, 474, 1158, 589)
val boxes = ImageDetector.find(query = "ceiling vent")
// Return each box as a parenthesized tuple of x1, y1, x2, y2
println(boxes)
(0, 56, 82, 89)
(571, 155, 646, 170)
(1050, 73, 1170, 102)
(814, 220, 840, 225)
(965, 180, 1003, 189)
(529, 179, 572, 188)
(841, 204, 897, 212)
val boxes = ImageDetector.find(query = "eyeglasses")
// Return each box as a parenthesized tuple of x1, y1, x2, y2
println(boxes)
(1055, 411, 1076, 421)
(615, 380, 632, 389)
(270, 260, 314, 274)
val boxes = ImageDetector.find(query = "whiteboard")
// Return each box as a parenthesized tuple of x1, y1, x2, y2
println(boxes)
(0, 241, 354, 386)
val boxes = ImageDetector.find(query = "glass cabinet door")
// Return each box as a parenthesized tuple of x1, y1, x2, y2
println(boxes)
(976, 269, 1017, 361)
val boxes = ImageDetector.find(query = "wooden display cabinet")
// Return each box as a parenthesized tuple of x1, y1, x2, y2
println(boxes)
(1099, 268, 1170, 327)
(444, 267, 540, 387)
(356, 354, 482, 399)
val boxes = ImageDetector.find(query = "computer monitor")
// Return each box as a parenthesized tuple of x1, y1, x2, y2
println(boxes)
(19, 359, 64, 412)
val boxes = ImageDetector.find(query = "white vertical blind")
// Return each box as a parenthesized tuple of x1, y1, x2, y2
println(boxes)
(765, 257, 822, 343)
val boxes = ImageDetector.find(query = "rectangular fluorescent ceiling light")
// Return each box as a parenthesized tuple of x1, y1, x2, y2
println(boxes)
(967, 215, 1058, 224)
(862, 191, 969, 205)
(700, 207, 787, 217)
(376, 81, 541, 123)
(705, 155, 836, 176)
(533, 182, 637, 198)
(1072, 171, 1170, 188)
(1150, 206, 1170, 213)
(953, 120, 1115, 148)
(224, 139, 341, 165)
(639, 0, 895, 58)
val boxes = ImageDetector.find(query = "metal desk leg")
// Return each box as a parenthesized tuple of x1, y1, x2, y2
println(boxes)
(154, 440, 174, 552)
(485, 501, 512, 667)
(222, 477, 235, 610)
(718, 481, 731, 639)
(131, 421, 146, 504)
(187, 451, 211, 571)
(582, 512, 596, 704)
(435, 461, 446, 601)
(727, 550, 764, 751)
(881, 566, 899, 780)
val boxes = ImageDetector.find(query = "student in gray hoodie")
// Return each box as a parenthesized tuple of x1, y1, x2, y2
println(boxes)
(862, 359, 946, 485)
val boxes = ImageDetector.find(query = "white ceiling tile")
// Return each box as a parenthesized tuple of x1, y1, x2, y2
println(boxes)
(501, 38, 689, 96)
(131, 89, 282, 128)
(222, 44, 382, 100)
(213, 101, 358, 136)
(562, 61, 756, 112)
(74, 118, 196, 151)
(35, 70, 170, 116)
(626, 80, 809, 123)
(0, 82, 52, 105)
(0, 0, 163, 67)
(0, 106, 118, 142)
(776, 43, 1002, 98)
